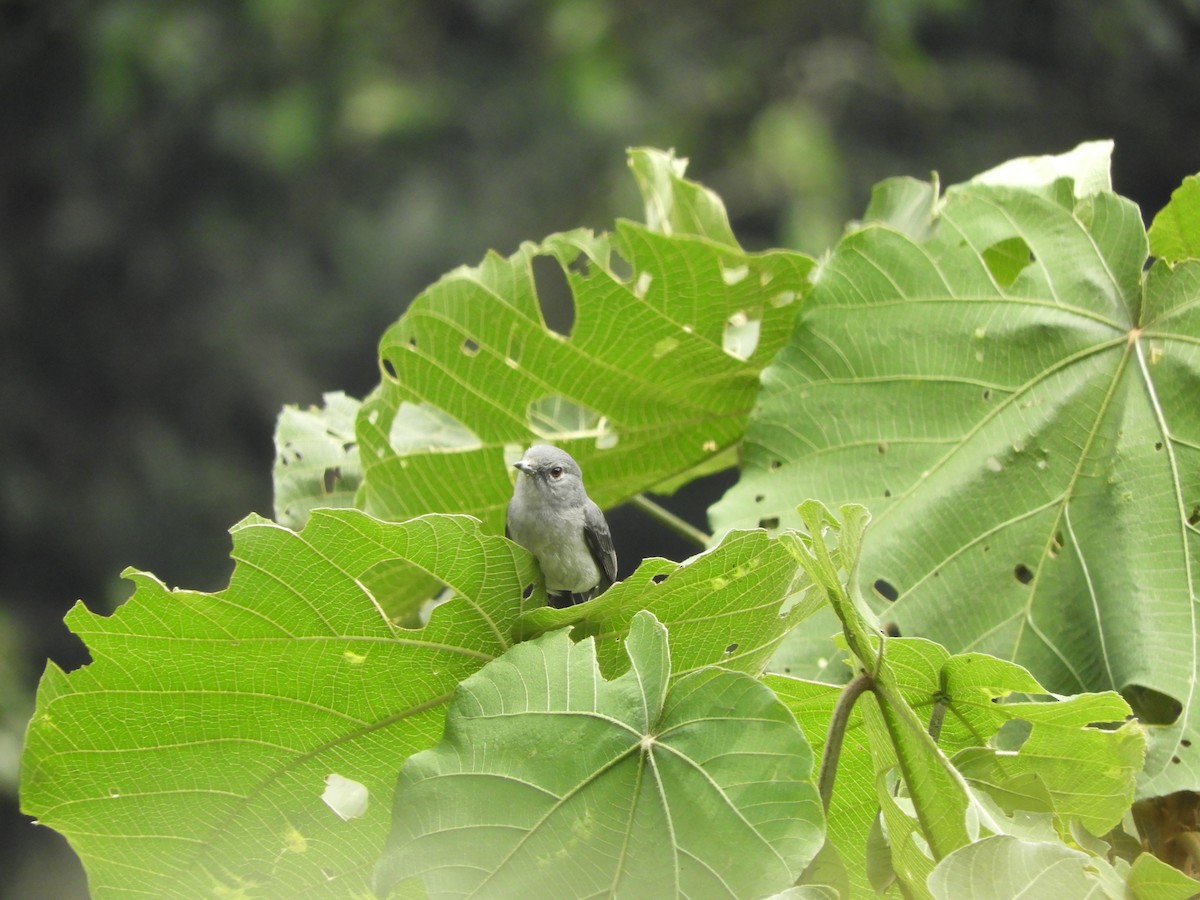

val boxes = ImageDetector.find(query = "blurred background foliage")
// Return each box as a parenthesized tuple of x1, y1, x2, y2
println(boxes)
(3, 0, 1199, 895)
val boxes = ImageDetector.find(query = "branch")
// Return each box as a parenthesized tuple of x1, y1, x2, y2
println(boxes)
(818, 670, 875, 813)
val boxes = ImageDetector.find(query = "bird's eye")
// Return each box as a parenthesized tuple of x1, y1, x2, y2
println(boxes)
(549, 466, 564, 479)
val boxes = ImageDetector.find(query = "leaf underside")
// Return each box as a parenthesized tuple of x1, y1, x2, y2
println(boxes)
(714, 146, 1200, 797)
(375, 610, 824, 899)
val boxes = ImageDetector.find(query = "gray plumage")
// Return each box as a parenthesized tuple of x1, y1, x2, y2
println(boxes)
(506, 445, 617, 608)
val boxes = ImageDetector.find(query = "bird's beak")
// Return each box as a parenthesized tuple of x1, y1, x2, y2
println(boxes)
(513, 461, 533, 476)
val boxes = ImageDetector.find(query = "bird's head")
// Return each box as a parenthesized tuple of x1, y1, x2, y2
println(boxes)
(513, 445, 587, 504)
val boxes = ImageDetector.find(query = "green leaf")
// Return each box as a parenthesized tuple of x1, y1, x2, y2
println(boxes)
(1126, 851, 1200, 899)
(929, 836, 1200, 900)
(1148, 174, 1200, 264)
(969, 139, 1114, 198)
(356, 149, 814, 529)
(767, 633, 1145, 899)
(520, 527, 819, 681)
(374, 610, 824, 899)
(712, 142, 1200, 797)
(273, 390, 364, 529)
(927, 835, 1126, 900)
(628, 147, 739, 247)
(20, 511, 537, 898)
(938, 652, 1145, 835)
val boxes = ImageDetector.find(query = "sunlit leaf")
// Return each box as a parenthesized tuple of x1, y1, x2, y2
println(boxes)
(520, 527, 818, 680)
(20, 512, 536, 898)
(355, 148, 814, 528)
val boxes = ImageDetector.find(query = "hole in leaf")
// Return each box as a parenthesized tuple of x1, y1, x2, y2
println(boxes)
(461, 338, 480, 356)
(381, 357, 398, 380)
(722, 309, 762, 361)
(505, 333, 523, 367)
(407, 336, 417, 349)
(521, 583, 535, 599)
(1188, 505, 1200, 527)
(725, 642, 739, 654)
(321, 773, 369, 821)
(567, 252, 590, 277)
(1155, 441, 1163, 451)
(610, 250, 632, 282)
(322, 467, 341, 494)
(1048, 531, 1065, 559)
(874, 578, 899, 602)
(651, 573, 668, 585)
(527, 396, 617, 449)
(531, 254, 575, 338)
(388, 403, 482, 454)
(982, 236, 1035, 288)
(992, 717, 1033, 752)
(1172, 756, 1182, 764)
(883, 622, 901, 637)
(758, 516, 780, 530)
(982, 389, 992, 401)
(1121, 684, 1183, 726)
(1182, 739, 1192, 748)
(721, 263, 749, 285)
(1014, 563, 1034, 585)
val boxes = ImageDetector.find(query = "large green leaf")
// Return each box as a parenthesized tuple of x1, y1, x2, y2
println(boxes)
(355, 148, 814, 529)
(713, 143, 1200, 796)
(20, 511, 537, 898)
(374, 610, 824, 899)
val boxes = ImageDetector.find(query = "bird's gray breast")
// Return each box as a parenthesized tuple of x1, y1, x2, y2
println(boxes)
(507, 502, 601, 593)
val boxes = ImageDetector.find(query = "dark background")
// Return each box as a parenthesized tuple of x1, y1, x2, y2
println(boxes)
(3, 1, 1199, 895)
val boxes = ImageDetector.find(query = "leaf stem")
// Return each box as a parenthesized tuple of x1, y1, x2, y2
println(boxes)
(629, 494, 712, 548)
(818, 670, 875, 813)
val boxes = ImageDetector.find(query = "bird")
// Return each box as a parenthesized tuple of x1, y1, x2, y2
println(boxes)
(505, 444, 618, 608)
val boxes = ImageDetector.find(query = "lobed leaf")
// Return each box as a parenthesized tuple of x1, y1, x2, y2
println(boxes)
(20, 511, 536, 898)
(713, 142, 1200, 797)
(374, 610, 824, 899)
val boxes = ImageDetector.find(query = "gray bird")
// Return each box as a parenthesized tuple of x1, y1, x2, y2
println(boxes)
(506, 445, 618, 608)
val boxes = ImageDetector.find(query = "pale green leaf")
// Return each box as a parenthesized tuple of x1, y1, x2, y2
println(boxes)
(628, 146, 739, 246)
(712, 145, 1200, 797)
(273, 391, 363, 529)
(1148, 174, 1200, 264)
(969, 139, 1115, 198)
(520, 527, 818, 681)
(374, 610, 824, 899)
(767, 634, 1145, 899)
(1126, 851, 1200, 899)
(20, 511, 537, 898)
(927, 835, 1125, 900)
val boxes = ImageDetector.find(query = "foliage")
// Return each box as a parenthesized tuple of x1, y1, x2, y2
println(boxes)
(20, 145, 1200, 898)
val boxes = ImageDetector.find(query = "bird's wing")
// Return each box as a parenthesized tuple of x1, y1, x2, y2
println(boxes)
(582, 501, 618, 588)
